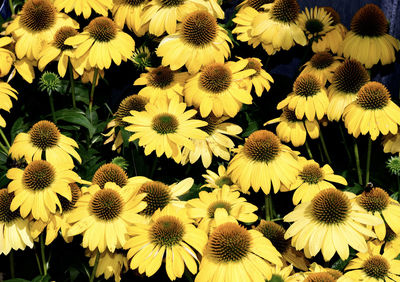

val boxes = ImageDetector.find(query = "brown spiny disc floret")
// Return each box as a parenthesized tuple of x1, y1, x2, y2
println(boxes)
(256, 220, 290, 253)
(152, 113, 179, 134)
(357, 82, 390, 110)
(29, 120, 60, 150)
(148, 66, 175, 89)
(115, 95, 148, 127)
(207, 201, 232, 218)
(244, 130, 281, 162)
(58, 183, 81, 212)
(90, 189, 123, 220)
(20, 0, 56, 32)
(92, 163, 128, 189)
(351, 4, 388, 37)
(54, 26, 78, 51)
(271, 0, 300, 23)
(300, 163, 324, 184)
(304, 272, 336, 282)
(182, 11, 218, 46)
(311, 188, 350, 224)
(200, 63, 232, 93)
(357, 187, 389, 212)
(88, 17, 118, 42)
(150, 215, 185, 246)
(332, 59, 369, 93)
(294, 74, 321, 97)
(23, 160, 55, 191)
(138, 181, 171, 216)
(310, 52, 334, 69)
(362, 256, 389, 280)
(0, 189, 20, 223)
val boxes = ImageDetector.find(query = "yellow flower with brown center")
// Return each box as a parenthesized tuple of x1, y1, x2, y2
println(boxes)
(300, 52, 342, 86)
(9, 120, 81, 168)
(0, 81, 18, 128)
(278, 73, 329, 121)
(284, 188, 383, 261)
(339, 4, 400, 68)
(291, 157, 347, 205)
(7, 160, 81, 222)
(0, 188, 34, 255)
(134, 66, 188, 103)
(112, 0, 148, 36)
(201, 165, 240, 191)
(87, 249, 128, 282)
(356, 187, 400, 241)
(297, 7, 334, 41)
(124, 205, 207, 280)
(65, 17, 135, 71)
(157, 10, 232, 74)
(53, 0, 112, 19)
(184, 60, 255, 118)
(265, 106, 320, 147)
(343, 82, 400, 140)
(5, 0, 78, 61)
(227, 130, 301, 195)
(344, 241, 400, 281)
(327, 59, 370, 122)
(68, 182, 147, 252)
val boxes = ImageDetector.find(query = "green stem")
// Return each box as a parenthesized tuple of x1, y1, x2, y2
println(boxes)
(40, 234, 47, 275)
(353, 139, 363, 186)
(68, 59, 76, 108)
(397, 175, 400, 195)
(319, 129, 332, 164)
(365, 138, 372, 184)
(9, 250, 15, 278)
(48, 92, 56, 123)
(89, 68, 99, 122)
(0, 141, 8, 154)
(317, 142, 325, 163)
(0, 128, 10, 149)
(130, 144, 137, 176)
(34, 245, 43, 275)
(8, 0, 15, 16)
(338, 123, 353, 165)
(89, 251, 100, 282)
(265, 194, 275, 221)
(304, 139, 313, 159)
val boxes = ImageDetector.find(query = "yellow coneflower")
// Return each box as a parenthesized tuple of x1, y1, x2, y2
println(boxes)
(125, 205, 207, 280)
(265, 106, 320, 147)
(184, 60, 255, 118)
(5, 0, 78, 61)
(91, 163, 130, 189)
(327, 59, 370, 122)
(227, 130, 301, 195)
(382, 133, 400, 154)
(339, 4, 400, 68)
(284, 188, 383, 261)
(300, 52, 342, 86)
(203, 0, 224, 19)
(87, 249, 128, 282)
(112, 0, 148, 36)
(201, 164, 240, 191)
(157, 10, 232, 73)
(343, 82, 400, 140)
(232, 7, 264, 50)
(134, 66, 188, 103)
(297, 7, 334, 42)
(0, 81, 18, 128)
(0, 189, 34, 255)
(53, 0, 112, 19)
(0, 37, 15, 78)
(277, 73, 329, 121)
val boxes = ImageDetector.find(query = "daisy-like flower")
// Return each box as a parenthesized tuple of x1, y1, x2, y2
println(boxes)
(356, 187, 400, 241)
(141, 0, 209, 36)
(195, 219, 282, 282)
(312, 7, 347, 54)
(87, 249, 128, 282)
(184, 60, 255, 118)
(9, 120, 81, 168)
(68, 182, 147, 252)
(0, 81, 18, 128)
(264, 107, 320, 147)
(297, 7, 334, 42)
(227, 130, 301, 195)
(104, 94, 148, 152)
(237, 57, 274, 97)
(344, 241, 400, 281)
(290, 157, 348, 205)
(30, 183, 81, 245)
(65, 17, 135, 71)
(134, 66, 188, 103)
(53, 0, 112, 19)
(232, 7, 264, 50)
(327, 59, 370, 122)
(0, 37, 15, 77)
(382, 133, 400, 154)
(7, 160, 81, 222)
(251, 0, 307, 55)
(38, 26, 79, 77)
(343, 82, 400, 140)
(339, 4, 400, 69)
(255, 220, 309, 271)
(186, 185, 258, 234)
(130, 176, 194, 217)
(124, 205, 208, 280)
(123, 97, 208, 163)
(0, 188, 34, 255)
(277, 73, 329, 121)
(181, 114, 242, 168)
(157, 10, 232, 74)
(300, 52, 342, 86)
(5, 0, 78, 61)
(112, 0, 148, 36)
(284, 188, 383, 261)
(201, 165, 239, 191)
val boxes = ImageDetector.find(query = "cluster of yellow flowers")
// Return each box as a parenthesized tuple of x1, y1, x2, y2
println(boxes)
(0, 0, 400, 281)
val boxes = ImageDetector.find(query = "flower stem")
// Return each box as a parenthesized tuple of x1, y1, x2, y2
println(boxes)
(305, 139, 313, 159)
(0, 141, 8, 154)
(365, 138, 372, 184)
(0, 128, 10, 149)
(34, 244, 43, 275)
(89, 251, 100, 282)
(265, 194, 275, 221)
(338, 123, 353, 165)
(89, 68, 99, 122)
(397, 175, 400, 195)
(40, 234, 47, 275)
(68, 59, 76, 108)
(8, 0, 15, 16)
(48, 92, 56, 123)
(9, 250, 15, 278)
(319, 129, 332, 164)
(353, 139, 363, 185)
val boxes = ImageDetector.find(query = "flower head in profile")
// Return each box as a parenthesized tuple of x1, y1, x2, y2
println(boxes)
(54, 0, 112, 19)
(201, 165, 240, 191)
(87, 249, 128, 282)
(112, 0, 148, 36)
(0, 37, 16, 78)
(232, 7, 264, 50)
(383, 134, 400, 155)
(0, 82, 18, 128)
(300, 52, 342, 86)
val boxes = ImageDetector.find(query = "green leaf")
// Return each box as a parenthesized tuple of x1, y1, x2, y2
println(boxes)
(31, 275, 51, 282)
(54, 109, 96, 138)
(10, 117, 29, 142)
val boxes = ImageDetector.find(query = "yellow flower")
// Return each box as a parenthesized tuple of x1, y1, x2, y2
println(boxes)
(54, 0, 112, 19)
(344, 241, 400, 281)
(5, 0, 79, 61)
(201, 164, 240, 191)
(112, 0, 148, 36)
(0, 188, 34, 255)
(9, 120, 81, 168)
(300, 52, 342, 86)
(87, 249, 128, 282)
(68, 182, 147, 252)
(125, 205, 208, 280)
(339, 4, 400, 68)
(232, 7, 264, 50)
(291, 157, 347, 205)
(157, 10, 231, 74)
(7, 160, 81, 221)
(0, 81, 18, 128)
(184, 60, 255, 118)
(186, 185, 258, 234)
(343, 82, 400, 140)
(382, 133, 400, 154)
(297, 7, 334, 41)
(123, 97, 208, 163)
(277, 73, 329, 121)
(284, 188, 383, 261)
(227, 130, 301, 195)
(0, 37, 15, 78)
